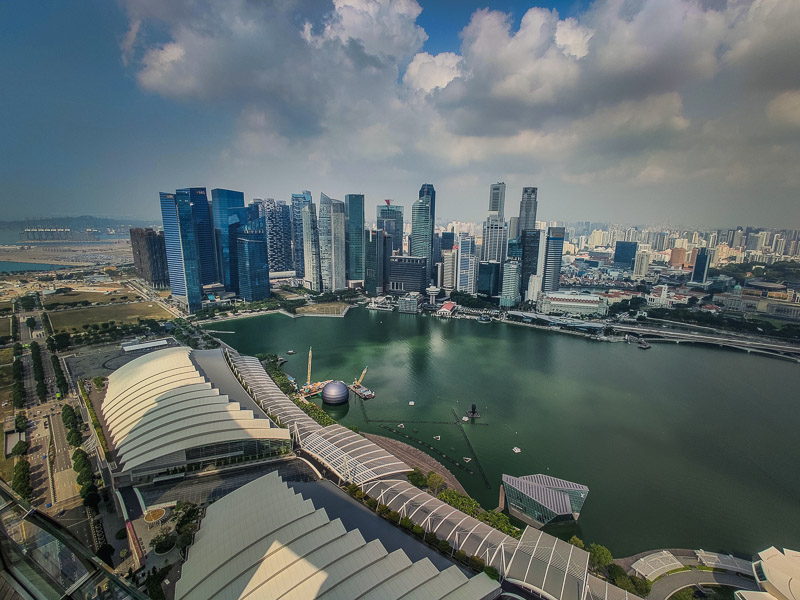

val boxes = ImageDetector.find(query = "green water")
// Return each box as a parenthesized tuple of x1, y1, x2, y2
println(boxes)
(206, 308, 800, 557)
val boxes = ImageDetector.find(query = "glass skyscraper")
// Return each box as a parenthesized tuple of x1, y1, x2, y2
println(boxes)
(291, 191, 313, 277)
(364, 229, 385, 295)
(457, 234, 478, 294)
(236, 217, 271, 302)
(410, 194, 432, 281)
(543, 227, 565, 292)
(211, 188, 245, 291)
(160, 191, 202, 313)
(302, 202, 322, 292)
(692, 247, 710, 283)
(520, 229, 545, 297)
(180, 187, 217, 286)
(346, 194, 365, 281)
(377, 201, 404, 255)
(519, 187, 538, 233)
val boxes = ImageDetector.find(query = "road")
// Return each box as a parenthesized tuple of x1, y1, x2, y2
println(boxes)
(648, 570, 759, 600)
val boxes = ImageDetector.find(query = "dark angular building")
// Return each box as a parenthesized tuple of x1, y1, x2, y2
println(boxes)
(180, 187, 218, 286)
(377, 201, 404, 255)
(388, 256, 427, 295)
(613, 241, 638, 268)
(440, 231, 455, 252)
(364, 229, 385, 296)
(692, 247, 710, 283)
(236, 217, 271, 302)
(130, 228, 169, 289)
(477, 261, 501, 297)
(210, 188, 245, 291)
(520, 230, 544, 294)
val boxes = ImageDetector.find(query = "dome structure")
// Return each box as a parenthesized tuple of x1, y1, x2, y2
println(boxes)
(321, 380, 349, 405)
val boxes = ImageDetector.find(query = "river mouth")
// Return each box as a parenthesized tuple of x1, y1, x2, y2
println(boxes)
(204, 307, 800, 557)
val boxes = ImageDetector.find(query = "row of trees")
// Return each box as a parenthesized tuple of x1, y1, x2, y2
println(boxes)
(41, 312, 53, 336)
(78, 381, 109, 454)
(9, 315, 18, 342)
(52, 319, 164, 346)
(12, 352, 25, 409)
(61, 404, 84, 448)
(51, 355, 69, 396)
(11, 458, 32, 501)
(71, 448, 100, 510)
(29, 341, 47, 403)
(46, 332, 72, 353)
(14, 295, 37, 311)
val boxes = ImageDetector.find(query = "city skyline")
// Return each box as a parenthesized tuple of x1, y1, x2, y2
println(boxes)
(3, 0, 800, 226)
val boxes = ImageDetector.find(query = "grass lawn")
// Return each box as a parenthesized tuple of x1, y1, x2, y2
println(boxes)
(49, 302, 174, 331)
(43, 290, 140, 308)
(296, 302, 350, 315)
(0, 301, 12, 314)
(0, 316, 10, 339)
(0, 348, 13, 365)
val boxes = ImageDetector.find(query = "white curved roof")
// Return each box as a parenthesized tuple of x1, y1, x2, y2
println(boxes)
(175, 471, 501, 600)
(102, 347, 289, 473)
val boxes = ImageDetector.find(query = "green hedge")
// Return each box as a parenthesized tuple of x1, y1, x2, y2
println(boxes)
(78, 381, 109, 455)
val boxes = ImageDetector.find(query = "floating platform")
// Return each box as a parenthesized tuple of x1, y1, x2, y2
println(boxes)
(347, 383, 375, 399)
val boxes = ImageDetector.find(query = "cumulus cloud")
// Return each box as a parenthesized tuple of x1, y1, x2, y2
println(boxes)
(118, 0, 800, 224)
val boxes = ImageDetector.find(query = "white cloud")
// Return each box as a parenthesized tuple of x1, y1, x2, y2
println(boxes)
(767, 91, 800, 128)
(403, 52, 462, 92)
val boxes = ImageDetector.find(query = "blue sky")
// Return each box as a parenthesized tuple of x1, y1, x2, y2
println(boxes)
(2, 0, 799, 227)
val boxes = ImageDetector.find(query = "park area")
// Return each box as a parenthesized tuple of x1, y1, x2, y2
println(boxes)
(48, 302, 173, 332)
(43, 289, 140, 309)
(1, 316, 10, 339)
(0, 301, 12, 314)
(296, 302, 350, 316)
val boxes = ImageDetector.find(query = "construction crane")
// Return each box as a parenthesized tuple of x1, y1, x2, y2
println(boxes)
(306, 347, 312, 386)
(355, 366, 368, 386)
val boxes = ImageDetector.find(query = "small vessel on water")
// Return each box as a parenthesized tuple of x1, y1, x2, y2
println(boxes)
(433, 435, 441, 441)
(512, 447, 521, 453)
(463, 457, 472, 463)
(477, 315, 491, 323)
(638, 338, 651, 350)
(397, 423, 405, 428)
(409, 401, 415, 406)
(462, 416, 469, 422)
(287, 350, 296, 355)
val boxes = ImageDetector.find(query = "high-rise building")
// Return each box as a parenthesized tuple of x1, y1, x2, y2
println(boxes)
(520, 229, 545, 300)
(542, 227, 565, 292)
(256, 198, 293, 272)
(692, 247, 710, 283)
(613, 241, 638, 268)
(410, 194, 433, 281)
(388, 256, 427, 295)
(317, 194, 346, 292)
(318, 193, 334, 290)
(633, 250, 651, 280)
(419, 183, 436, 230)
(500, 261, 521, 307)
(377, 201, 404, 255)
(440, 231, 455, 252)
(669, 247, 686, 267)
(508, 217, 519, 241)
(519, 187, 538, 233)
(130, 228, 169, 288)
(346, 194, 365, 281)
(488, 182, 506, 220)
(482, 216, 508, 264)
(180, 187, 217, 286)
(236, 217, 271, 302)
(457, 234, 479, 294)
(364, 229, 385, 295)
(291, 191, 313, 277)
(160, 191, 202, 313)
(478, 261, 501, 296)
(507, 237, 523, 261)
(442, 249, 457, 291)
(210, 188, 245, 291)
(302, 203, 322, 292)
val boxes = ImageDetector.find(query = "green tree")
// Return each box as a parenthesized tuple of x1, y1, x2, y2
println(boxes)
(406, 467, 426, 488)
(83, 490, 101, 511)
(426, 471, 445, 496)
(67, 428, 83, 447)
(96, 543, 115, 567)
(11, 440, 28, 456)
(567, 535, 585, 550)
(25, 316, 36, 331)
(588, 543, 613, 573)
(14, 413, 27, 432)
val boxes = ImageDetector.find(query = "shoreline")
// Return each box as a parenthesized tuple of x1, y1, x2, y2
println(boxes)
(0, 257, 93, 267)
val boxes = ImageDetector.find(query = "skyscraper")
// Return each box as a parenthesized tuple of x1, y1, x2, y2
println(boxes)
(441, 249, 457, 291)
(519, 187, 538, 234)
(236, 217, 271, 302)
(180, 187, 217, 286)
(364, 229, 385, 295)
(478, 261, 501, 296)
(377, 201, 404, 255)
(482, 217, 508, 264)
(410, 193, 433, 281)
(633, 250, 651, 280)
(254, 198, 293, 273)
(500, 261, 521, 308)
(388, 256, 427, 295)
(488, 182, 506, 220)
(613, 241, 638, 268)
(318, 193, 346, 292)
(302, 203, 322, 292)
(520, 229, 545, 300)
(346, 194, 365, 281)
(291, 191, 313, 277)
(456, 234, 478, 294)
(543, 227, 565, 292)
(440, 231, 455, 252)
(419, 183, 436, 231)
(692, 247, 710, 283)
(130, 228, 169, 288)
(211, 188, 245, 291)
(160, 191, 202, 313)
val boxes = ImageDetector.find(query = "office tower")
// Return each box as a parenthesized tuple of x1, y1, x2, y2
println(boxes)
(457, 234, 479, 294)
(520, 230, 545, 300)
(508, 217, 519, 241)
(442, 249, 457, 291)
(500, 261, 521, 307)
(130, 228, 169, 288)
(774, 236, 786, 255)
(507, 237, 523, 260)
(482, 217, 508, 264)
(688, 247, 699, 268)
(236, 217, 271, 302)
(178, 187, 217, 286)
(411, 193, 433, 280)
(291, 191, 313, 277)
(440, 231, 455, 252)
(254, 198, 293, 273)
(388, 256, 427, 294)
(318, 193, 334, 290)
(526, 274, 543, 303)
(653, 231, 670, 252)
(317, 194, 346, 292)
(633, 250, 651, 280)
(614, 241, 638, 268)
(478, 261, 501, 296)
(731, 229, 744, 248)
(160, 191, 202, 313)
(519, 187, 538, 233)
(210, 188, 245, 291)
(692, 247, 710, 284)
(301, 203, 322, 292)
(346, 194, 365, 281)
(364, 229, 385, 295)
(419, 183, 436, 231)
(708, 232, 718, 249)
(669, 247, 686, 267)
(377, 200, 404, 255)
(542, 227, 565, 292)
(488, 182, 506, 220)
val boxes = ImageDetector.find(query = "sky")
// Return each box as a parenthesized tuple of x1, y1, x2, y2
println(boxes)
(2, 0, 800, 227)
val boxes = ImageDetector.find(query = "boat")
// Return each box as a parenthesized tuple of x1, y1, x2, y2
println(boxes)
(408, 401, 415, 406)
(397, 424, 404, 428)
(287, 350, 296, 355)
(433, 435, 441, 441)
(638, 339, 651, 350)
(512, 447, 521, 453)
(477, 315, 491, 323)
(463, 457, 472, 463)
(462, 416, 469, 422)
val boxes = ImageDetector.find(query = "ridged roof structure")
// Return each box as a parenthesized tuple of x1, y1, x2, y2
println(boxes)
(502, 474, 588, 517)
(102, 347, 289, 473)
(175, 471, 501, 600)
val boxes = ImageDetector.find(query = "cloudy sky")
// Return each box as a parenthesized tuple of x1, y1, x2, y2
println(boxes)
(2, 0, 799, 227)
